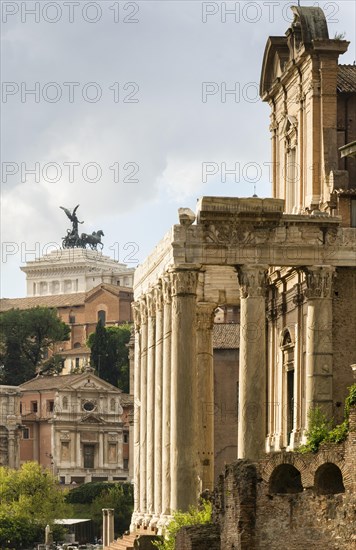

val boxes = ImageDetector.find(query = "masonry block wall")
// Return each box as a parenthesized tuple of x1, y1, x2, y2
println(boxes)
(176, 406, 356, 550)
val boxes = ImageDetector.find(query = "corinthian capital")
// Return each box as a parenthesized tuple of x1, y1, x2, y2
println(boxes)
(162, 275, 172, 305)
(237, 265, 267, 299)
(139, 297, 148, 324)
(304, 266, 335, 299)
(132, 301, 141, 330)
(154, 281, 163, 312)
(171, 270, 198, 297)
(146, 290, 156, 318)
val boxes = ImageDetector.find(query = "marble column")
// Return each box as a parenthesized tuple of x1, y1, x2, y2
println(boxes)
(196, 302, 216, 492)
(304, 266, 335, 421)
(146, 291, 156, 522)
(237, 265, 268, 460)
(139, 298, 148, 516)
(170, 270, 199, 511)
(153, 283, 163, 524)
(132, 302, 141, 523)
(102, 508, 114, 548)
(161, 275, 172, 520)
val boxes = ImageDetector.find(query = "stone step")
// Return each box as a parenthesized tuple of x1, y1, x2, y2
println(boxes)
(106, 532, 137, 550)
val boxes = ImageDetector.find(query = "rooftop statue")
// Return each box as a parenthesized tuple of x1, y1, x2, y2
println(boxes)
(60, 205, 104, 250)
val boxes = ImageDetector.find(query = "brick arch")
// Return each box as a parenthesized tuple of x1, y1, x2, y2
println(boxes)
(261, 453, 311, 488)
(310, 450, 351, 491)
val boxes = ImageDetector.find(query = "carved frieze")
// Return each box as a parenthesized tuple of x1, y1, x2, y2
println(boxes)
(304, 266, 335, 299)
(171, 270, 198, 297)
(237, 266, 267, 299)
(204, 221, 257, 246)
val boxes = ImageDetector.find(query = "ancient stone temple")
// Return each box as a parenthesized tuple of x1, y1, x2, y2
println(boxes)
(128, 4, 356, 541)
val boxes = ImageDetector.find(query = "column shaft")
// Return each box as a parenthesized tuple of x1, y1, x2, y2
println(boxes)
(170, 270, 199, 511)
(139, 299, 148, 515)
(304, 267, 334, 421)
(237, 266, 267, 460)
(146, 292, 156, 519)
(154, 284, 163, 520)
(132, 303, 141, 516)
(196, 303, 215, 492)
(161, 276, 172, 518)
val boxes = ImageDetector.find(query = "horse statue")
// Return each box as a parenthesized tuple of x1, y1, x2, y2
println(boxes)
(81, 230, 104, 250)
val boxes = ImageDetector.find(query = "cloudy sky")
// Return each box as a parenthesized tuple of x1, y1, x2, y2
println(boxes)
(1, 0, 355, 297)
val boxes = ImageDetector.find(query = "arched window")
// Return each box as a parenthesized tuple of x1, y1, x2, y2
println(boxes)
(98, 310, 106, 326)
(314, 463, 345, 495)
(73, 342, 81, 349)
(269, 464, 303, 494)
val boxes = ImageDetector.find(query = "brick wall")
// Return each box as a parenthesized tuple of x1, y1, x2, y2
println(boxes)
(175, 524, 220, 550)
(332, 268, 356, 423)
(176, 406, 356, 550)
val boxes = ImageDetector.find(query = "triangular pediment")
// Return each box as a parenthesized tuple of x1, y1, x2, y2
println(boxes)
(81, 413, 104, 424)
(64, 371, 122, 394)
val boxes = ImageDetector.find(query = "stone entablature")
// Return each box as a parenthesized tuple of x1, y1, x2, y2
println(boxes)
(134, 198, 355, 296)
(21, 248, 135, 296)
(0, 385, 22, 468)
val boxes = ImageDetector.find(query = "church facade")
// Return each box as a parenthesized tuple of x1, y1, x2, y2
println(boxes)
(129, 5, 356, 536)
(19, 368, 132, 484)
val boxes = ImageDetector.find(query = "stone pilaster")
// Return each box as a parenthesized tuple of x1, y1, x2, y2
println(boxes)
(139, 298, 148, 516)
(161, 275, 172, 519)
(196, 302, 216, 492)
(145, 290, 156, 521)
(304, 266, 335, 421)
(153, 282, 163, 524)
(237, 265, 267, 460)
(170, 270, 199, 511)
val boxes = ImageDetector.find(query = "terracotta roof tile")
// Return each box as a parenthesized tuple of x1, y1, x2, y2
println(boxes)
(337, 65, 356, 93)
(213, 323, 239, 349)
(19, 373, 85, 390)
(0, 293, 86, 312)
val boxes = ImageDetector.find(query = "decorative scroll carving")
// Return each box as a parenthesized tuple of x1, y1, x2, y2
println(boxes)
(171, 270, 198, 297)
(304, 266, 335, 299)
(204, 221, 258, 245)
(196, 303, 216, 331)
(237, 266, 267, 299)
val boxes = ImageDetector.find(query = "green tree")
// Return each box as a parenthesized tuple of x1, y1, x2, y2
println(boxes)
(0, 307, 70, 385)
(0, 462, 72, 547)
(88, 323, 131, 391)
